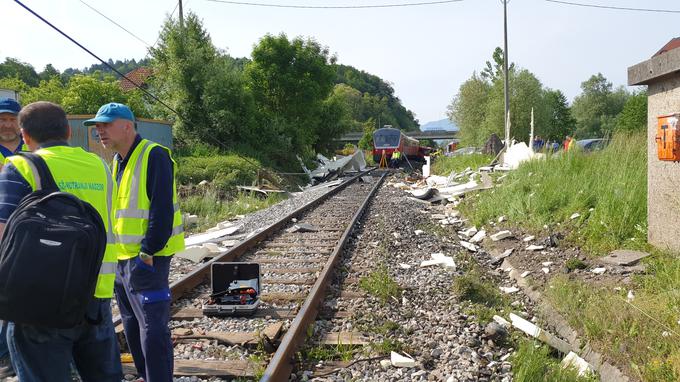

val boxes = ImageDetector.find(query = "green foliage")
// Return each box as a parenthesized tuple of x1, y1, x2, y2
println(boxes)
(452, 272, 503, 307)
(544, 89, 577, 141)
(431, 153, 492, 175)
(59, 74, 149, 116)
(513, 340, 597, 382)
(616, 91, 647, 132)
(460, 131, 647, 254)
(176, 154, 260, 191)
(447, 73, 490, 146)
(359, 265, 402, 303)
(571, 73, 628, 138)
(21, 77, 66, 105)
(0, 58, 40, 87)
(358, 119, 376, 150)
(0, 77, 30, 94)
(564, 258, 587, 271)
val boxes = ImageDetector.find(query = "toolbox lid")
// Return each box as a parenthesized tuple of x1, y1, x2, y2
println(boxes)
(210, 262, 261, 294)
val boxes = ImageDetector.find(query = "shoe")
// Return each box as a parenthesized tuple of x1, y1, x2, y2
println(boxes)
(0, 355, 15, 378)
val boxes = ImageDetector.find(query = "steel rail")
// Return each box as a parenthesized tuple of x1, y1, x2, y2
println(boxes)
(260, 172, 387, 381)
(112, 169, 375, 327)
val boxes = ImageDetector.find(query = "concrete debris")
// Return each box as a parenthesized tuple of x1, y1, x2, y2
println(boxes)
(570, 212, 581, 220)
(460, 227, 478, 237)
(307, 151, 366, 184)
(411, 187, 437, 200)
(484, 322, 509, 342)
(198, 180, 209, 186)
(286, 223, 318, 233)
(420, 253, 456, 269)
(591, 267, 606, 275)
(493, 315, 511, 328)
(185, 225, 242, 247)
(183, 214, 198, 226)
(469, 229, 486, 243)
(541, 262, 553, 267)
(509, 313, 571, 354)
(561, 352, 594, 377)
(627, 290, 635, 302)
(600, 250, 650, 266)
(414, 230, 425, 236)
(491, 248, 514, 262)
(425, 175, 453, 187)
(392, 232, 401, 239)
(399, 263, 412, 269)
(497, 216, 506, 223)
(542, 267, 550, 274)
(460, 241, 478, 252)
(520, 271, 532, 278)
(526, 245, 545, 251)
(499, 286, 520, 294)
(221, 239, 239, 247)
(491, 230, 513, 241)
(430, 214, 447, 220)
(176, 245, 213, 263)
(523, 235, 535, 242)
(390, 351, 416, 368)
(380, 359, 392, 370)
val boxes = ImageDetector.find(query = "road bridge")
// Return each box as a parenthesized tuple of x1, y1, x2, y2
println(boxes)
(336, 130, 458, 142)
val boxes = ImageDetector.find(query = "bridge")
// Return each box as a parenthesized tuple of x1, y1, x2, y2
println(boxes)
(336, 129, 458, 142)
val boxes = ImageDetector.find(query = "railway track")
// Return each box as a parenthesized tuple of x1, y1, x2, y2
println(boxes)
(119, 169, 386, 381)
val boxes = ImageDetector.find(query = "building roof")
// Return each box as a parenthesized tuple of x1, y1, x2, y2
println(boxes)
(119, 67, 152, 91)
(653, 38, 680, 57)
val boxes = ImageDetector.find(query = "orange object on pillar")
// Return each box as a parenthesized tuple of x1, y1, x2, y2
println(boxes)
(656, 113, 680, 161)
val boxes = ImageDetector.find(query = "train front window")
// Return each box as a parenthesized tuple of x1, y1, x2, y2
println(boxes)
(373, 132, 400, 148)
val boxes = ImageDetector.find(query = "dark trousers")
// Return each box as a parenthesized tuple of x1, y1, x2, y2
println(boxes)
(7, 299, 121, 382)
(115, 256, 173, 382)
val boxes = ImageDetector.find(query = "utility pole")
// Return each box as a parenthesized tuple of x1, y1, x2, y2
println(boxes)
(503, 0, 510, 147)
(179, 0, 184, 29)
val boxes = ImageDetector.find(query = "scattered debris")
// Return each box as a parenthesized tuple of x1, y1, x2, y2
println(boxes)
(286, 223, 319, 233)
(399, 263, 412, 269)
(526, 245, 545, 251)
(183, 214, 198, 226)
(176, 244, 223, 263)
(390, 352, 416, 368)
(591, 267, 607, 275)
(542, 268, 550, 274)
(198, 180, 209, 187)
(469, 230, 487, 243)
(484, 321, 509, 342)
(570, 213, 581, 220)
(497, 216, 506, 223)
(561, 351, 594, 377)
(185, 225, 242, 247)
(522, 235, 535, 242)
(491, 248, 514, 263)
(541, 262, 553, 267)
(627, 290, 635, 302)
(414, 230, 425, 236)
(520, 271, 531, 278)
(460, 227, 478, 237)
(460, 241, 478, 252)
(380, 359, 392, 370)
(392, 232, 401, 239)
(503, 142, 543, 169)
(305, 151, 366, 184)
(499, 286, 520, 294)
(491, 230, 512, 241)
(600, 250, 650, 266)
(420, 253, 456, 269)
(493, 315, 511, 328)
(509, 313, 571, 354)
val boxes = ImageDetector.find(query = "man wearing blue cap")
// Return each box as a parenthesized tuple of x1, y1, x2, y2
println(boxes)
(0, 97, 26, 378)
(86, 103, 185, 382)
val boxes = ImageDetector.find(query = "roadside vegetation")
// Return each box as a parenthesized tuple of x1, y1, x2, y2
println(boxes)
(513, 340, 597, 382)
(431, 153, 493, 175)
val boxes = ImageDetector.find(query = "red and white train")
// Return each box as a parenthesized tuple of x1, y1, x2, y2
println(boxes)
(372, 126, 430, 163)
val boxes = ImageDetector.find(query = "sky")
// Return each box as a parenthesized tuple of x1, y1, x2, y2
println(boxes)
(2, 0, 678, 125)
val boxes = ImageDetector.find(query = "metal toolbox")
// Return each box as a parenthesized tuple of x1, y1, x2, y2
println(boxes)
(202, 262, 261, 317)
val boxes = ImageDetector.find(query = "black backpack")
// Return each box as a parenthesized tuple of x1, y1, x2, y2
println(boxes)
(0, 152, 107, 328)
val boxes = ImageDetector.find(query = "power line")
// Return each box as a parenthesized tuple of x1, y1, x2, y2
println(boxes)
(202, 0, 463, 9)
(544, 0, 680, 14)
(78, 0, 151, 47)
(13, 0, 180, 116)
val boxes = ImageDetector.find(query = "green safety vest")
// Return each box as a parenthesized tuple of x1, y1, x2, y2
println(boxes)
(7, 146, 118, 299)
(112, 139, 185, 260)
(0, 143, 29, 162)
(393, 151, 401, 159)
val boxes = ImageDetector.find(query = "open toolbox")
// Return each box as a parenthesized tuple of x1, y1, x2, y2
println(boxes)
(202, 262, 261, 317)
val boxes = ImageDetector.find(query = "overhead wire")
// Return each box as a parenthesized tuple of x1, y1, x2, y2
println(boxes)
(544, 0, 680, 14)
(202, 0, 463, 9)
(78, 0, 152, 47)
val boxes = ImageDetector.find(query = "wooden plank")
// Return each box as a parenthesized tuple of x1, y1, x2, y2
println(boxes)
(250, 257, 326, 264)
(170, 307, 297, 320)
(320, 332, 370, 345)
(123, 359, 260, 377)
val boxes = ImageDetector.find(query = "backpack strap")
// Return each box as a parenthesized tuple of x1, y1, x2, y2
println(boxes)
(16, 152, 59, 192)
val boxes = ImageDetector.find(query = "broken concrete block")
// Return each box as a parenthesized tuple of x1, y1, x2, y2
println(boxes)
(414, 230, 424, 236)
(183, 214, 198, 226)
(399, 263, 412, 269)
(469, 230, 486, 243)
(460, 226, 478, 237)
(392, 232, 401, 239)
(497, 216, 506, 223)
(509, 313, 571, 354)
(286, 223, 318, 233)
(176, 246, 211, 263)
(493, 315, 511, 327)
(542, 267, 550, 274)
(542, 261, 553, 267)
(390, 352, 416, 368)
(627, 290, 635, 302)
(600, 250, 650, 266)
(460, 241, 478, 252)
(570, 213, 581, 220)
(491, 230, 512, 241)
(520, 271, 531, 278)
(198, 180, 209, 186)
(203, 243, 221, 254)
(421, 253, 456, 269)
(523, 235, 535, 242)
(499, 286, 520, 294)
(591, 267, 606, 275)
(526, 245, 545, 251)
(561, 351, 594, 377)
(492, 248, 514, 262)
(380, 359, 392, 369)
(221, 239, 239, 247)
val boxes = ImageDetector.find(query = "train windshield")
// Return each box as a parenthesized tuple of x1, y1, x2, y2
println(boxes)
(373, 129, 400, 148)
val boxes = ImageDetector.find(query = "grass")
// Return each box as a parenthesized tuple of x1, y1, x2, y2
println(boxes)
(180, 187, 286, 233)
(431, 153, 494, 175)
(304, 343, 355, 362)
(459, 131, 647, 255)
(359, 265, 402, 303)
(452, 270, 511, 322)
(544, 254, 680, 382)
(177, 154, 261, 192)
(513, 340, 597, 382)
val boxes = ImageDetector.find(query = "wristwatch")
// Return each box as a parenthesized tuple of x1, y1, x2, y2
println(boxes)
(139, 251, 153, 262)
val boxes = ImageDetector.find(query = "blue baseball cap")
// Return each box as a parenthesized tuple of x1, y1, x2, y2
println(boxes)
(83, 103, 135, 126)
(0, 98, 21, 115)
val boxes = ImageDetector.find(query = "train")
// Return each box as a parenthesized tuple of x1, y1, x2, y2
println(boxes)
(372, 126, 430, 163)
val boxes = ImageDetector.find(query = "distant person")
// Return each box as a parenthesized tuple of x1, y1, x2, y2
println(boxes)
(390, 149, 401, 168)
(563, 136, 572, 151)
(87, 103, 185, 382)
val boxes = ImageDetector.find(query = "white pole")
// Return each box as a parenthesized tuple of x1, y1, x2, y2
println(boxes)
(529, 107, 535, 153)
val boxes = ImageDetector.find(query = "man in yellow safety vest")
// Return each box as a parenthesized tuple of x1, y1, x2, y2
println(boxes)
(87, 103, 184, 382)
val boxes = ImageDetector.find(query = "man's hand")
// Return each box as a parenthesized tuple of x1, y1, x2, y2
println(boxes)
(139, 252, 153, 266)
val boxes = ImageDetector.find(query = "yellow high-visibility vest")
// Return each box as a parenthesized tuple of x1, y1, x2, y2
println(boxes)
(393, 151, 401, 159)
(0, 143, 29, 162)
(112, 139, 185, 260)
(7, 146, 118, 298)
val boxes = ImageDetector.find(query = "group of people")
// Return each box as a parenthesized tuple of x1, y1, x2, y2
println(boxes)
(0, 98, 184, 382)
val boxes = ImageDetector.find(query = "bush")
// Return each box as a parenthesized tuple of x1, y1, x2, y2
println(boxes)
(177, 155, 260, 192)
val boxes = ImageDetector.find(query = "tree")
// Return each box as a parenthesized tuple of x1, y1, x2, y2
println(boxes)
(447, 73, 490, 146)
(39, 64, 61, 82)
(543, 89, 575, 141)
(616, 90, 647, 132)
(571, 73, 629, 138)
(0, 58, 40, 87)
(22, 77, 66, 105)
(358, 119, 376, 150)
(60, 74, 148, 117)
(481, 47, 515, 82)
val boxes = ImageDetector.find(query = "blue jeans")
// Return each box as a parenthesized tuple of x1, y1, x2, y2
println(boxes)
(7, 299, 122, 382)
(115, 256, 173, 382)
(0, 321, 9, 359)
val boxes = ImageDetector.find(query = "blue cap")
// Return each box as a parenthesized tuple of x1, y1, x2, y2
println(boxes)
(0, 98, 21, 115)
(83, 103, 135, 126)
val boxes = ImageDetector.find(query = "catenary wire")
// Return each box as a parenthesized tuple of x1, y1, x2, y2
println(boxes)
(545, 0, 680, 14)
(202, 0, 463, 9)
(78, 0, 152, 47)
